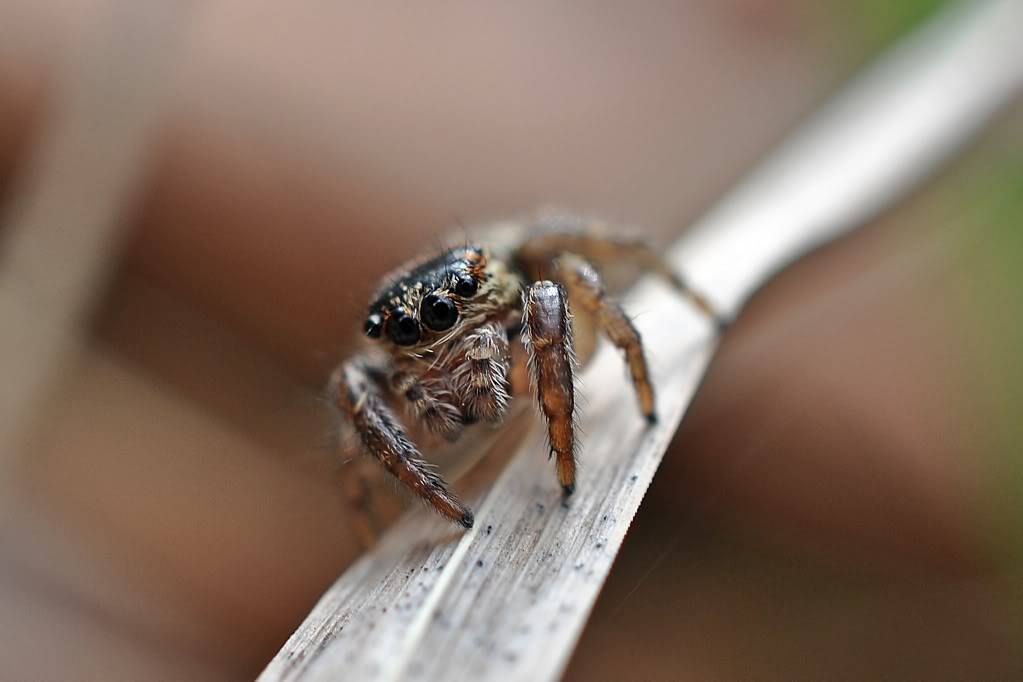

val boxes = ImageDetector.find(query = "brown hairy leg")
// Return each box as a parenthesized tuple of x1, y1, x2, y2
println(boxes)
(339, 454, 404, 549)
(328, 359, 474, 528)
(517, 214, 720, 321)
(522, 281, 578, 495)
(556, 253, 658, 422)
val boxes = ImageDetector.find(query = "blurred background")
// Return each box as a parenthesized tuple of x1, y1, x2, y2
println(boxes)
(1, 0, 1021, 680)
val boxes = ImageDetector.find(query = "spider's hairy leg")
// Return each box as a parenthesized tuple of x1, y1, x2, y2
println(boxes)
(390, 370, 463, 440)
(517, 218, 722, 324)
(454, 322, 511, 423)
(522, 281, 578, 495)
(328, 358, 474, 528)
(340, 454, 404, 549)
(556, 253, 657, 422)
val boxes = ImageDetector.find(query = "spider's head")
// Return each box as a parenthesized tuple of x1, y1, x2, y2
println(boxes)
(363, 246, 491, 351)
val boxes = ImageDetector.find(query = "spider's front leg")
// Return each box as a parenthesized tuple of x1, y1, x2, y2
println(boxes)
(556, 253, 657, 422)
(522, 281, 578, 495)
(329, 359, 474, 528)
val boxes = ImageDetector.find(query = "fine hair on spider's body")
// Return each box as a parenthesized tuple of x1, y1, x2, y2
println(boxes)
(328, 213, 718, 530)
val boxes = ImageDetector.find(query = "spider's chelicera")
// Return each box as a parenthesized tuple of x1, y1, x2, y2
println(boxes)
(328, 214, 717, 529)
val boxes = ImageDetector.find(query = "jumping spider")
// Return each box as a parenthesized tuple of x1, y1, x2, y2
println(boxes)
(328, 213, 717, 529)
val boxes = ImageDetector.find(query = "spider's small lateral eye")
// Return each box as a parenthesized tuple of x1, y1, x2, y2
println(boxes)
(453, 275, 478, 298)
(386, 310, 421, 346)
(420, 293, 458, 332)
(364, 313, 383, 338)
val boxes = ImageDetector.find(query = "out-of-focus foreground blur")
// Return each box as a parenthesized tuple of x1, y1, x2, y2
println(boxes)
(1, 1, 1021, 680)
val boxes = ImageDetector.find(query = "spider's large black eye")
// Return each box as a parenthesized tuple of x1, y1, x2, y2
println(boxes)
(453, 275, 478, 298)
(420, 293, 458, 331)
(364, 313, 383, 338)
(386, 310, 420, 346)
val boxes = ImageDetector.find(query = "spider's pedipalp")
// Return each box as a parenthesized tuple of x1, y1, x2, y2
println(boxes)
(522, 281, 578, 495)
(453, 322, 511, 424)
(391, 370, 463, 440)
(556, 253, 656, 422)
(329, 359, 473, 528)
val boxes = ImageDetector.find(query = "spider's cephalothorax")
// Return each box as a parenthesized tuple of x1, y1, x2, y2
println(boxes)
(328, 214, 718, 530)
